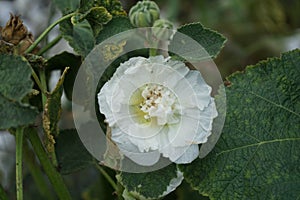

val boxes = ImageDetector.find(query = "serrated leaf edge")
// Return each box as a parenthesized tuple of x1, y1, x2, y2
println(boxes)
(176, 22, 227, 59)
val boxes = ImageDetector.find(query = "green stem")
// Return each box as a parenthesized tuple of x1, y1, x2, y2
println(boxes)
(116, 176, 124, 200)
(25, 13, 75, 54)
(26, 128, 71, 200)
(16, 127, 24, 200)
(149, 48, 157, 56)
(23, 142, 54, 200)
(31, 68, 46, 95)
(0, 183, 8, 200)
(39, 70, 48, 107)
(96, 165, 117, 191)
(37, 35, 62, 56)
(38, 69, 58, 167)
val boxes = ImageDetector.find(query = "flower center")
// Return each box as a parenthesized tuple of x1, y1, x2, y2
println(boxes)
(130, 83, 180, 126)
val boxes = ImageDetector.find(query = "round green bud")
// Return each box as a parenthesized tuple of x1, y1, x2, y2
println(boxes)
(152, 19, 174, 40)
(129, 0, 160, 27)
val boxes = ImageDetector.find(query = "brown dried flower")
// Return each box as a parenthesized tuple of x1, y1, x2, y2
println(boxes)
(1, 14, 28, 45)
(1, 14, 38, 54)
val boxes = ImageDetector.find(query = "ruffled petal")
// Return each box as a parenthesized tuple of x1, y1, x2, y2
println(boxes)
(174, 144, 199, 164)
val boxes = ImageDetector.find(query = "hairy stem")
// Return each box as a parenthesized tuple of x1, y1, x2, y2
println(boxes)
(37, 35, 62, 56)
(26, 128, 71, 200)
(31, 68, 46, 95)
(39, 70, 48, 107)
(23, 142, 54, 200)
(16, 127, 24, 200)
(38, 69, 58, 167)
(25, 13, 75, 54)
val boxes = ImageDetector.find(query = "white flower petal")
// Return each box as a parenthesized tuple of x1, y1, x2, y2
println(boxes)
(98, 56, 218, 165)
(160, 168, 184, 197)
(168, 117, 200, 147)
(174, 144, 199, 164)
(111, 127, 161, 166)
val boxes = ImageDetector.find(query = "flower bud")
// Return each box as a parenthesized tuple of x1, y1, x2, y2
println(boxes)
(129, 0, 160, 27)
(152, 19, 174, 40)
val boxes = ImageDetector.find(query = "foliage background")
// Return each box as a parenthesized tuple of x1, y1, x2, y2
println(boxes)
(0, 0, 299, 199)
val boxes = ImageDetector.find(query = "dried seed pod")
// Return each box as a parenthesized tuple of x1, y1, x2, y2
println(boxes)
(1, 14, 28, 45)
(15, 33, 36, 54)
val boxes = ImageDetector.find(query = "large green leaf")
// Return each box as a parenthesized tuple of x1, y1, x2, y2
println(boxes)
(180, 49, 300, 199)
(119, 164, 183, 199)
(55, 129, 94, 174)
(0, 54, 37, 129)
(169, 23, 226, 60)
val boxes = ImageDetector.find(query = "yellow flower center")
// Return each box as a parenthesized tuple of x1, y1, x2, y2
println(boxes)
(129, 83, 180, 125)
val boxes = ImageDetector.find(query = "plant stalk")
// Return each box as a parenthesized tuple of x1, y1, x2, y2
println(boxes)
(23, 142, 54, 200)
(37, 35, 62, 56)
(16, 127, 24, 200)
(26, 128, 71, 200)
(25, 13, 75, 54)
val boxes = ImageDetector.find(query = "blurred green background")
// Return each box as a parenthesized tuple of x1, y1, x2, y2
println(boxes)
(153, 0, 300, 78)
(0, 0, 300, 199)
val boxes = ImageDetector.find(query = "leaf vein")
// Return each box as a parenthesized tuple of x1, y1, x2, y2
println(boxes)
(217, 137, 300, 156)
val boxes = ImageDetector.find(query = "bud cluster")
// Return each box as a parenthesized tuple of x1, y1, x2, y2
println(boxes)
(129, 0, 174, 40)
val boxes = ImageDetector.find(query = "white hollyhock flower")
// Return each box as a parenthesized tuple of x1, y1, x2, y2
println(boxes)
(98, 56, 217, 165)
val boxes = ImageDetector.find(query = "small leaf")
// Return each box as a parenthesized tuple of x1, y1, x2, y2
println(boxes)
(43, 67, 68, 153)
(180, 49, 300, 199)
(0, 54, 37, 129)
(85, 6, 113, 36)
(169, 23, 226, 60)
(119, 164, 183, 199)
(73, 20, 96, 57)
(55, 129, 94, 174)
(96, 17, 133, 44)
(60, 19, 95, 57)
(46, 51, 82, 100)
(52, 0, 80, 14)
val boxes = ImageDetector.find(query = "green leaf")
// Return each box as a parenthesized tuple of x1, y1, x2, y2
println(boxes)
(169, 23, 226, 60)
(55, 129, 94, 174)
(119, 164, 183, 199)
(43, 68, 68, 153)
(59, 0, 126, 57)
(60, 19, 95, 57)
(0, 54, 37, 129)
(73, 20, 96, 57)
(176, 181, 209, 200)
(52, 0, 80, 14)
(96, 17, 133, 44)
(180, 49, 300, 199)
(46, 51, 82, 100)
